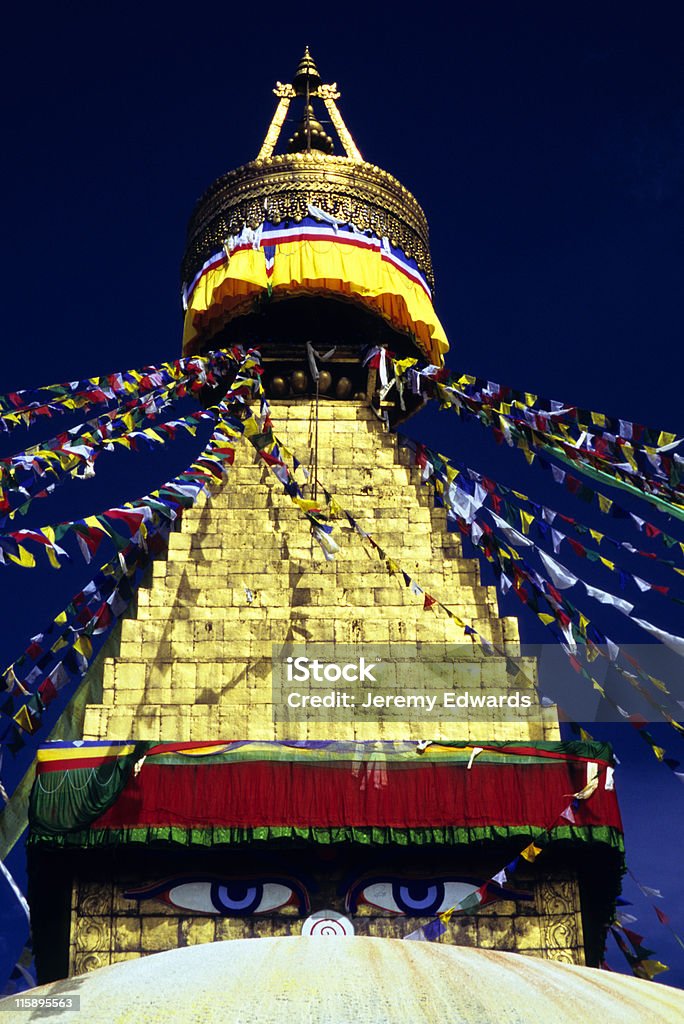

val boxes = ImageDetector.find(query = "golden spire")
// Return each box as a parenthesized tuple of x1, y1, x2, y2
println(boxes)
(257, 48, 362, 162)
(292, 46, 321, 92)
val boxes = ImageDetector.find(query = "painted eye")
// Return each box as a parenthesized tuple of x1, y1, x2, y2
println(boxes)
(350, 878, 482, 916)
(169, 881, 295, 915)
(123, 877, 308, 916)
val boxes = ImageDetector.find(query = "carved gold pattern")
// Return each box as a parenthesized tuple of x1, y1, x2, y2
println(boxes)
(78, 881, 112, 918)
(537, 876, 584, 965)
(182, 154, 434, 290)
(72, 952, 109, 976)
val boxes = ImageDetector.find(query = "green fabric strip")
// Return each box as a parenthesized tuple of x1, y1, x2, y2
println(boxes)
(29, 745, 148, 837)
(27, 823, 625, 857)
(0, 623, 120, 861)
(551, 446, 684, 522)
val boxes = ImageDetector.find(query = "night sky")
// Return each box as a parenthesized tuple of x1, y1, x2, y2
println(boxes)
(1, 1, 684, 993)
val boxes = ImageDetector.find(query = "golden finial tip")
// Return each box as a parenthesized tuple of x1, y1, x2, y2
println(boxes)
(293, 47, 321, 92)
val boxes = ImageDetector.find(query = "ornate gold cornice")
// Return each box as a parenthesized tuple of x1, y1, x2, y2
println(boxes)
(182, 152, 434, 292)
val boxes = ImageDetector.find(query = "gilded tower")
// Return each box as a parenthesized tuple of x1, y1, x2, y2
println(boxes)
(26, 52, 623, 985)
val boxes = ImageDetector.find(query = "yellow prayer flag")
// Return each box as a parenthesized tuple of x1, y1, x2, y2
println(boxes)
(598, 494, 613, 514)
(12, 708, 37, 733)
(13, 705, 38, 735)
(46, 546, 62, 570)
(292, 498, 320, 513)
(8, 545, 35, 569)
(636, 960, 669, 979)
(648, 674, 670, 695)
(589, 529, 604, 545)
(519, 510, 534, 535)
(55, 611, 67, 624)
(590, 411, 607, 427)
(621, 447, 638, 470)
(522, 449, 535, 466)
(599, 556, 615, 571)
(538, 614, 555, 626)
(658, 431, 677, 447)
(524, 394, 537, 407)
(74, 636, 93, 659)
(393, 358, 418, 376)
(520, 843, 543, 863)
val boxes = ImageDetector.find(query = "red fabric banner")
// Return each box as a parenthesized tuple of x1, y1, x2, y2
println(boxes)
(92, 760, 622, 832)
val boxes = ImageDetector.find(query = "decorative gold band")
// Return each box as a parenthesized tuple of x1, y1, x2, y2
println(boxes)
(182, 154, 434, 292)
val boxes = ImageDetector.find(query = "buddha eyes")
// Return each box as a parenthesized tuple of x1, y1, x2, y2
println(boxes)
(124, 874, 506, 918)
(123, 877, 309, 916)
(347, 878, 483, 916)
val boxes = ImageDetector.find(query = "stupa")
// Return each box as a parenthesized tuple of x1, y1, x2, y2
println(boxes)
(25, 51, 623, 987)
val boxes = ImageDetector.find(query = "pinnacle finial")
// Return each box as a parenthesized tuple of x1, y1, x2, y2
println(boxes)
(288, 46, 333, 154)
(293, 47, 321, 94)
(256, 49, 363, 163)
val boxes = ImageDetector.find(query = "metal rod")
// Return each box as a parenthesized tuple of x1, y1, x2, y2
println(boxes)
(312, 376, 320, 500)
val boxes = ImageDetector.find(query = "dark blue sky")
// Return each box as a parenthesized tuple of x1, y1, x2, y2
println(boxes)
(1, 0, 684, 991)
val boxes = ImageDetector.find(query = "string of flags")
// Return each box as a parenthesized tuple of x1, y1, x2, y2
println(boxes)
(0, 373, 213, 524)
(441, 367, 682, 461)
(376, 351, 684, 520)
(607, 867, 684, 980)
(395, 436, 684, 770)
(405, 746, 672, 982)
(0, 351, 233, 433)
(398, 433, 684, 579)
(393, 353, 684, 492)
(0, 348, 261, 776)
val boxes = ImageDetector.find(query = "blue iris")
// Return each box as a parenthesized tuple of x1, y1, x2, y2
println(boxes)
(393, 881, 445, 914)
(212, 882, 263, 915)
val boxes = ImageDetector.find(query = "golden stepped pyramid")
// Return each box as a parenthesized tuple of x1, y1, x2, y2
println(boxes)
(82, 401, 558, 743)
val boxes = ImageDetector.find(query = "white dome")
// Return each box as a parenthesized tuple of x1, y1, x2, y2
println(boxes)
(2, 937, 683, 1023)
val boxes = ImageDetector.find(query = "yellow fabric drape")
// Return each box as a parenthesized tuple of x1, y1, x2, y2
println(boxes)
(183, 240, 449, 364)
